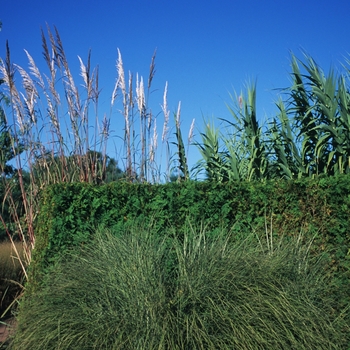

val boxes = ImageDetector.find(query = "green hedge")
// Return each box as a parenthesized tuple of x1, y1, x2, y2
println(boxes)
(30, 176, 350, 317)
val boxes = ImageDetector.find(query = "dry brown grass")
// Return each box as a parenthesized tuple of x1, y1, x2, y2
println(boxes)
(0, 241, 25, 318)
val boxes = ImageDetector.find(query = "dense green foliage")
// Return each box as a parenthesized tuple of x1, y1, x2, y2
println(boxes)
(34, 176, 350, 264)
(28, 176, 350, 333)
(10, 226, 348, 349)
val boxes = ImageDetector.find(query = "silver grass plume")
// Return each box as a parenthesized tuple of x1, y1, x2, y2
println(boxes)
(161, 81, 169, 142)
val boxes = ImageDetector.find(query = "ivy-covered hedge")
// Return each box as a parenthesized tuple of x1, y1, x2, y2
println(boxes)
(30, 176, 350, 316)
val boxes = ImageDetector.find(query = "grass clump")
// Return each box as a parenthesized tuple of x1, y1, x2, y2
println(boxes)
(8, 225, 346, 349)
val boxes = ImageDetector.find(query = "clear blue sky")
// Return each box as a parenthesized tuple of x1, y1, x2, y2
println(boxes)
(1, 0, 349, 174)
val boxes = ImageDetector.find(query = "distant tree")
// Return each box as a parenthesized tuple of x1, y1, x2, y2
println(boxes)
(103, 154, 125, 183)
(0, 78, 28, 240)
(32, 150, 125, 185)
(0, 113, 13, 176)
(84, 150, 125, 183)
(0, 80, 24, 177)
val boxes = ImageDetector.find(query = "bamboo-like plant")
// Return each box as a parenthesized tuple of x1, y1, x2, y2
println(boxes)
(172, 103, 190, 181)
(285, 53, 350, 177)
(196, 83, 269, 182)
(226, 83, 268, 181)
(266, 98, 305, 179)
(195, 53, 350, 182)
(194, 120, 228, 182)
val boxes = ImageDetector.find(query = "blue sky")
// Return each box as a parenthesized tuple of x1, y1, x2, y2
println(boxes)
(1, 0, 349, 175)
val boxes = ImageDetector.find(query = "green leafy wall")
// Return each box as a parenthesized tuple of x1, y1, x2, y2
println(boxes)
(30, 176, 350, 314)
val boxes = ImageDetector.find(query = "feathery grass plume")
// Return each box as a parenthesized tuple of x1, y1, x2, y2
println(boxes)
(93, 63, 99, 102)
(175, 100, 181, 128)
(116, 48, 132, 178)
(128, 71, 133, 109)
(45, 27, 85, 159)
(100, 113, 110, 138)
(15, 64, 38, 124)
(161, 81, 169, 142)
(41, 28, 60, 106)
(187, 118, 195, 153)
(41, 27, 53, 71)
(111, 47, 167, 182)
(23, 50, 44, 89)
(116, 48, 126, 105)
(78, 52, 92, 96)
(2, 41, 15, 93)
(3, 26, 112, 265)
(45, 24, 60, 69)
(16, 54, 46, 170)
(136, 74, 145, 115)
(148, 49, 156, 90)
(160, 82, 170, 180)
(78, 51, 95, 159)
(0, 43, 25, 134)
(53, 26, 68, 70)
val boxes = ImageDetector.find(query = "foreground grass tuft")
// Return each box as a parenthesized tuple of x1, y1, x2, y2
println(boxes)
(8, 226, 347, 349)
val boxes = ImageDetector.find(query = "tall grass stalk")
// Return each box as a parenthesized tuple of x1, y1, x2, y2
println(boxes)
(0, 25, 192, 312)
